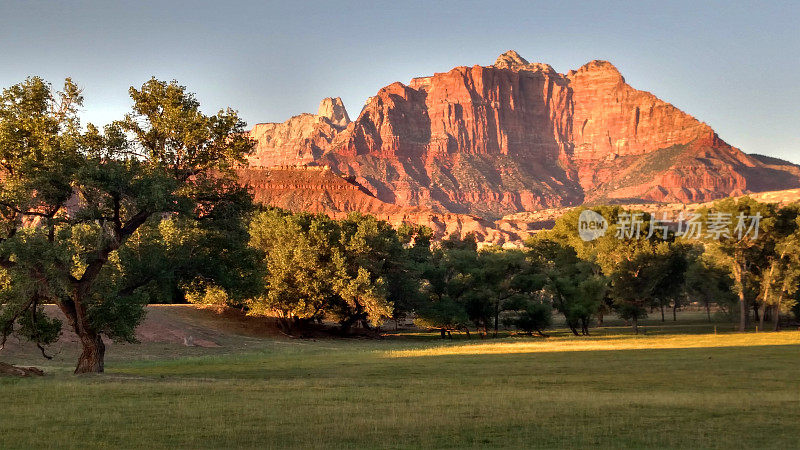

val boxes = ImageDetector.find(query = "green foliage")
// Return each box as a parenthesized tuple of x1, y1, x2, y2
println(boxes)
(535, 205, 699, 333)
(247, 209, 417, 332)
(526, 238, 605, 335)
(503, 300, 552, 336)
(697, 196, 776, 330)
(686, 255, 737, 320)
(412, 233, 478, 335)
(0, 76, 254, 372)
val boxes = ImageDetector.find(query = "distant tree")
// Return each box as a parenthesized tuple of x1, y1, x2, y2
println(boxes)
(503, 299, 552, 337)
(248, 210, 339, 332)
(609, 241, 692, 334)
(247, 210, 396, 334)
(330, 213, 403, 332)
(147, 207, 259, 308)
(536, 205, 633, 273)
(389, 223, 432, 328)
(652, 242, 695, 322)
(0, 77, 253, 373)
(762, 209, 800, 330)
(698, 197, 774, 331)
(413, 297, 470, 339)
(750, 205, 800, 330)
(685, 257, 737, 321)
(414, 233, 477, 338)
(526, 238, 605, 335)
(609, 251, 653, 335)
(462, 248, 543, 336)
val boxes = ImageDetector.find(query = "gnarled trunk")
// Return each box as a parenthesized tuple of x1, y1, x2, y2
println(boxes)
(59, 296, 106, 374)
(75, 331, 105, 374)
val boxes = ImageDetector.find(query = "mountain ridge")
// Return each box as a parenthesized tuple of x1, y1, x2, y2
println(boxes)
(242, 51, 800, 227)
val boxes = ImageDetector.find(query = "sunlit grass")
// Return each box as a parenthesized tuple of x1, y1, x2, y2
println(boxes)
(386, 331, 800, 358)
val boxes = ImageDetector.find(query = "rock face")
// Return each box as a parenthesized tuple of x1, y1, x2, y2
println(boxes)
(246, 97, 350, 167)
(317, 97, 350, 127)
(244, 51, 800, 224)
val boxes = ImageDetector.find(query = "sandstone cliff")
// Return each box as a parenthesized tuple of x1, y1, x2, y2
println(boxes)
(242, 51, 800, 230)
(238, 166, 520, 245)
(246, 97, 350, 167)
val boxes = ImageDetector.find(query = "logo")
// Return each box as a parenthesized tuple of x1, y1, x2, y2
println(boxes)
(578, 210, 608, 241)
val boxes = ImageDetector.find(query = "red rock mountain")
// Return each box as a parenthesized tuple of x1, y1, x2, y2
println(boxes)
(245, 51, 800, 225)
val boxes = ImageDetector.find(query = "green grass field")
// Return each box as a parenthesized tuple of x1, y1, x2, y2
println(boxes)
(1, 312, 799, 449)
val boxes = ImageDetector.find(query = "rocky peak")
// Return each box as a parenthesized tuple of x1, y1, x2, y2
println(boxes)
(494, 50, 529, 69)
(494, 50, 557, 76)
(317, 97, 351, 127)
(569, 60, 624, 82)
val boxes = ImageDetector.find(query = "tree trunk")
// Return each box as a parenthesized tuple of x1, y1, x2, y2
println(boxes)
(705, 302, 711, 322)
(632, 316, 639, 335)
(773, 295, 782, 332)
(493, 301, 500, 337)
(759, 258, 779, 331)
(732, 261, 746, 331)
(567, 320, 580, 336)
(753, 303, 760, 327)
(672, 301, 677, 321)
(75, 331, 105, 374)
(440, 328, 446, 339)
(59, 295, 106, 374)
(660, 301, 665, 322)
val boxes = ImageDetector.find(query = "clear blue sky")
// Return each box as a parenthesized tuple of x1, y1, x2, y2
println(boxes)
(1, 0, 797, 162)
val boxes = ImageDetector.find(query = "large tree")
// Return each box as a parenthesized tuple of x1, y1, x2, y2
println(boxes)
(470, 248, 543, 337)
(247, 210, 396, 334)
(0, 77, 253, 373)
(526, 238, 605, 336)
(698, 197, 774, 331)
(750, 205, 800, 330)
(413, 234, 478, 338)
(685, 256, 737, 322)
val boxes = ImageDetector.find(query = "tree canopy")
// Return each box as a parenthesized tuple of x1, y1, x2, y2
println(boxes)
(0, 77, 254, 373)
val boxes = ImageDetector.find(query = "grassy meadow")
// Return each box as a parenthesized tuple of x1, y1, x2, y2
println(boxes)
(1, 312, 799, 449)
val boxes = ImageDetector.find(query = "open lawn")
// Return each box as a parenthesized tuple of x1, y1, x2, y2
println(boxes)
(1, 308, 799, 449)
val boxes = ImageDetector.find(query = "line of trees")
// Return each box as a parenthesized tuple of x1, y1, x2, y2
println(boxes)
(238, 202, 800, 339)
(1, 77, 799, 374)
